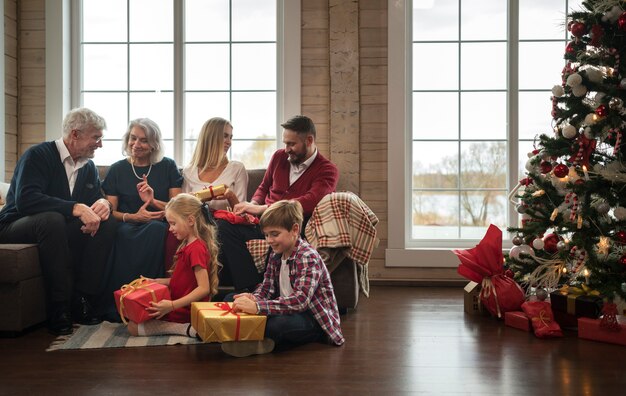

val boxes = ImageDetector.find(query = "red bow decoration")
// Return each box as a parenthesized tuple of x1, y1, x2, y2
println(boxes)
(569, 134, 596, 168)
(454, 224, 525, 318)
(213, 210, 260, 225)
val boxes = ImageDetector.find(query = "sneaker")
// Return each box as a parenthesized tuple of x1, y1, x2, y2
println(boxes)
(221, 338, 275, 358)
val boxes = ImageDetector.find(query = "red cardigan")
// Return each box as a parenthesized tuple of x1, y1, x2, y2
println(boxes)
(251, 149, 338, 217)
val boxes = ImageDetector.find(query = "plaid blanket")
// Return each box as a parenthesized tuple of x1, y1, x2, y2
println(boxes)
(305, 192, 379, 296)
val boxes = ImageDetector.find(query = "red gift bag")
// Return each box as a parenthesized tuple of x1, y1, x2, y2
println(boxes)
(454, 224, 525, 318)
(521, 301, 563, 338)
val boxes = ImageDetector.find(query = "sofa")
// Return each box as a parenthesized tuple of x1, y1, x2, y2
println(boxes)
(0, 167, 359, 333)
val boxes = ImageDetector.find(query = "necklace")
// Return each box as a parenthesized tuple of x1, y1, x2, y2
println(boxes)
(130, 158, 153, 180)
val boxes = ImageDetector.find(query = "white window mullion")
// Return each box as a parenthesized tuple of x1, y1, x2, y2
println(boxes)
(173, 0, 184, 165)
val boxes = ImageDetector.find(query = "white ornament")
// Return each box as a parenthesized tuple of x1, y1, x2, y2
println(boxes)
(614, 206, 626, 221)
(572, 84, 588, 97)
(518, 244, 535, 257)
(532, 238, 545, 250)
(509, 246, 521, 260)
(525, 156, 539, 172)
(585, 67, 603, 84)
(562, 124, 577, 139)
(584, 127, 593, 138)
(552, 85, 565, 97)
(566, 73, 582, 87)
(620, 78, 626, 90)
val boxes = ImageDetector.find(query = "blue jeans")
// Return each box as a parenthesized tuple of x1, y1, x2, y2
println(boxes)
(223, 293, 324, 348)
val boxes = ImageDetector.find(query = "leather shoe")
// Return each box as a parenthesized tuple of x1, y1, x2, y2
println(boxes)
(47, 311, 73, 336)
(72, 296, 102, 326)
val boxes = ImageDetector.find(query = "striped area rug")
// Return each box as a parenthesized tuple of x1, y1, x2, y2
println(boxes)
(47, 321, 201, 351)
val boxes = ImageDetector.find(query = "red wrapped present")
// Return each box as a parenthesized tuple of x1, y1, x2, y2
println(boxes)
(114, 277, 171, 324)
(521, 301, 563, 338)
(578, 316, 626, 346)
(505, 311, 531, 332)
(454, 224, 525, 318)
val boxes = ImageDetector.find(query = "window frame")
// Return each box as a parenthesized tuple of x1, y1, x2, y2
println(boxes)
(387, 0, 573, 267)
(45, 0, 300, 164)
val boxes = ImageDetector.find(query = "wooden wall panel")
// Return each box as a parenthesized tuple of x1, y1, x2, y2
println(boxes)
(4, 0, 18, 180)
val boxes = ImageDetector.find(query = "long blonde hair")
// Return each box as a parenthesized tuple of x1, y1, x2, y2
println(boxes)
(188, 117, 231, 173)
(165, 194, 220, 299)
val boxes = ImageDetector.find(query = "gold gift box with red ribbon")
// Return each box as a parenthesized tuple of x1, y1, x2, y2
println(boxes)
(114, 277, 170, 324)
(192, 184, 227, 202)
(191, 302, 267, 343)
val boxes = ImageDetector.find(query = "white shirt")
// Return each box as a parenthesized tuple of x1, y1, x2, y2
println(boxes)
(289, 149, 317, 185)
(279, 258, 294, 297)
(182, 161, 248, 210)
(55, 138, 89, 195)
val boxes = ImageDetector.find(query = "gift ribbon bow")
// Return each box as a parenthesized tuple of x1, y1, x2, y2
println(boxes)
(558, 284, 600, 315)
(559, 284, 600, 297)
(480, 277, 502, 318)
(197, 302, 241, 341)
(531, 310, 552, 328)
(117, 277, 158, 325)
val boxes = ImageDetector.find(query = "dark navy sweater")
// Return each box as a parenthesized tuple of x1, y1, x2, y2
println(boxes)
(0, 141, 103, 223)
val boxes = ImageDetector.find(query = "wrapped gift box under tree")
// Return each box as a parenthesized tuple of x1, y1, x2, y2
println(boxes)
(549, 285, 603, 328)
(578, 316, 626, 346)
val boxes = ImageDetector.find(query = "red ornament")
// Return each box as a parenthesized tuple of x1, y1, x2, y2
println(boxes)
(570, 22, 586, 37)
(618, 12, 626, 31)
(553, 164, 569, 178)
(540, 161, 553, 174)
(565, 41, 578, 54)
(620, 255, 626, 266)
(616, 231, 626, 244)
(574, 179, 585, 185)
(595, 104, 608, 117)
(520, 177, 533, 186)
(544, 234, 559, 254)
(590, 24, 604, 46)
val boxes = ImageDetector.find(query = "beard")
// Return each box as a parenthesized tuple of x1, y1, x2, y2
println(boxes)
(287, 151, 306, 165)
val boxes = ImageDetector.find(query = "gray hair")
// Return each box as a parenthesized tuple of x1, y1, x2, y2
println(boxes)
(121, 118, 164, 164)
(62, 107, 107, 138)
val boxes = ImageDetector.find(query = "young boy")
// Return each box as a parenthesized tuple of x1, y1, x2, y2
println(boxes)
(222, 200, 345, 357)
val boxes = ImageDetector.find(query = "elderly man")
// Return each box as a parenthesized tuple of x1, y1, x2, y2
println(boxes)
(0, 107, 117, 335)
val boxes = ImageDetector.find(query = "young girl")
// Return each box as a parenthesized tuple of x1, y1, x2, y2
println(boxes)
(127, 193, 220, 337)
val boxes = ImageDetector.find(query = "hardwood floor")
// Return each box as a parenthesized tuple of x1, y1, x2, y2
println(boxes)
(1, 286, 625, 395)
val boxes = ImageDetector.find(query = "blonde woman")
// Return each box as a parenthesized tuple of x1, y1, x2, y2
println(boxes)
(182, 117, 248, 210)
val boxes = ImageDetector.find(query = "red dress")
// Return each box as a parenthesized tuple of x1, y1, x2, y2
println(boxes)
(166, 238, 210, 323)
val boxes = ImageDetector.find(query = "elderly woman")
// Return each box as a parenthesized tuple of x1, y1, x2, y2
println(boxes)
(101, 118, 182, 316)
(182, 117, 247, 210)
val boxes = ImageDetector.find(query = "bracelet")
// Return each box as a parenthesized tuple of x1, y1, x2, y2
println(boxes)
(122, 213, 128, 222)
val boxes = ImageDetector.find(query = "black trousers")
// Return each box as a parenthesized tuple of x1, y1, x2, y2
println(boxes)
(216, 219, 264, 291)
(0, 211, 117, 314)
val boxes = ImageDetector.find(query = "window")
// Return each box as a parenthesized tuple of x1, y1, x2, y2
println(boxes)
(73, 0, 299, 168)
(387, 0, 583, 266)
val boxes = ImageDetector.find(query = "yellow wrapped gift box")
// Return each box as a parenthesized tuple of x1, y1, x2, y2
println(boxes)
(191, 302, 267, 343)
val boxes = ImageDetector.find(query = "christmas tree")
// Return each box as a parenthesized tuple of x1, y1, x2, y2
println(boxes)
(505, 0, 626, 303)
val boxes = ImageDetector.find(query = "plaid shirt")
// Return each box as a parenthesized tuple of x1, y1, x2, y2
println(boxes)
(254, 238, 345, 345)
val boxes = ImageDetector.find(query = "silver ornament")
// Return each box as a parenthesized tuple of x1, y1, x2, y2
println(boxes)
(596, 201, 610, 215)
(609, 97, 623, 110)
(536, 288, 548, 301)
(532, 238, 545, 250)
(509, 246, 521, 260)
(622, 283, 626, 293)
(516, 205, 527, 214)
(518, 244, 535, 257)
(557, 241, 568, 251)
(512, 236, 523, 246)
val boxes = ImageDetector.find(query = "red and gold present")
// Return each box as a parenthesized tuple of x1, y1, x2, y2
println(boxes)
(192, 184, 227, 201)
(114, 277, 170, 324)
(504, 311, 531, 332)
(191, 302, 266, 343)
(578, 316, 626, 346)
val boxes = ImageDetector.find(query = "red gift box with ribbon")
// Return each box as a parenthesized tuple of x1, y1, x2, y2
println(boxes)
(578, 316, 626, 346)
(504, 311, 531, 332)
(191, 302, 267, 343)
(114, 277, 171, 324)
(454, 224, 525, 318)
